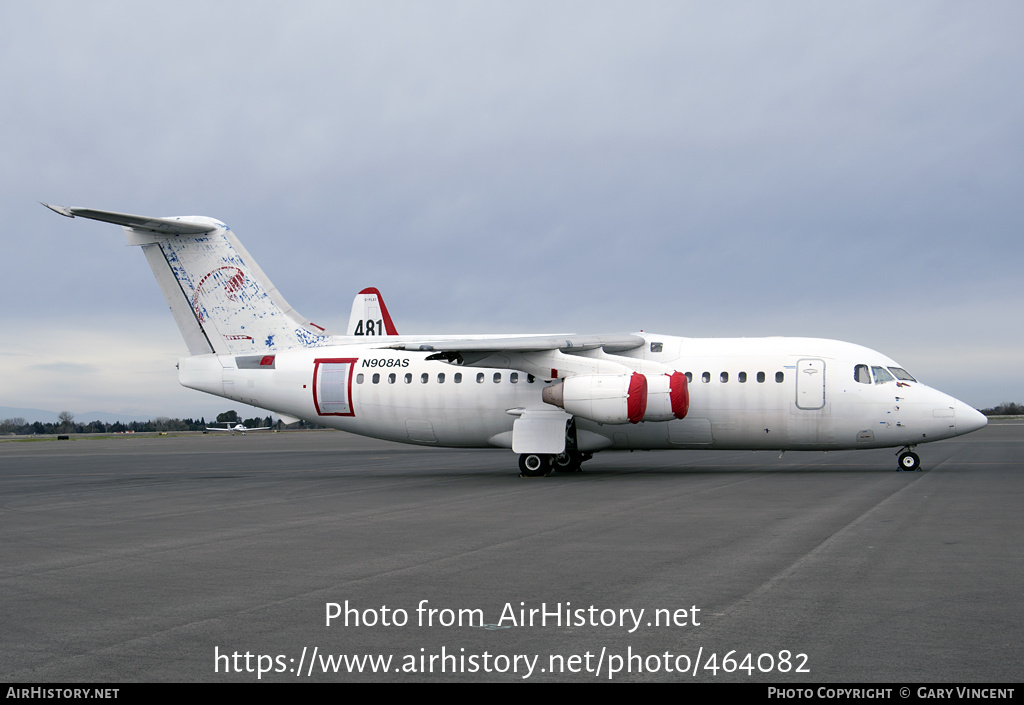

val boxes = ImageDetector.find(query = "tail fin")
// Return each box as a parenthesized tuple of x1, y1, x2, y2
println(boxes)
(346, 287, 399, 336)
(43, 204, 333, 355)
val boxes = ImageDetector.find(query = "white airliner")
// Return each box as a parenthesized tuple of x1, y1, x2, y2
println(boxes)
(44, 204, 988, 475)
(206, 422, 271, 435)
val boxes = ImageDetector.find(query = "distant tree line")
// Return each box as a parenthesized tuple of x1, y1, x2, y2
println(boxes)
(0, 410, 325, 436)
(0, 415, 212, 435)
(980, 402, 1024, 416)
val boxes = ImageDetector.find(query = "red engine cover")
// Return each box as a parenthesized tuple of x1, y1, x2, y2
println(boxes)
(627, 372, 648, 424)
(667, 371, 689, 419)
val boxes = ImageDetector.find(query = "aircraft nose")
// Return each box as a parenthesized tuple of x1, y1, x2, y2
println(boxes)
(955, 402, 988, 434)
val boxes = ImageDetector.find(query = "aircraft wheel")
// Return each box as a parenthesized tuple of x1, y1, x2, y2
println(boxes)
(898, 452, 921, 471)
(519, 453, 552, 477)
(553, 452, 583, 473)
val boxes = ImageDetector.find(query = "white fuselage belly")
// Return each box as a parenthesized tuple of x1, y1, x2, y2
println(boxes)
(179, 335, 971, 453)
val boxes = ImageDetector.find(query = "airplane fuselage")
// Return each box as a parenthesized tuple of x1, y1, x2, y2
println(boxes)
(179, 334, 985, 454)
(46, 204, 986, 473)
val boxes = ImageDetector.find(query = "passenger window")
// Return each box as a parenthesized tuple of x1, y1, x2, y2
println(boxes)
(685, 372, 693, 383)
(757, 372, 766, 383)
(650, 342, 663, 353)
(702, 372, 711, 383)
(356, 374, 364, 384)
(438, 373, 445, 383)
(404, 373, 412, 384)
(388, 373, 396, 384)
(421, 373, 429, 384)
(477, 373, 485, 383)
(527, 374, 535, 383)
(871, 366, 894, 384)
(372, 373, 380, 384)
(854, 364, 871, 384)
(510, 372, 519, 383)
(776, 371, 784, 383)
(454, 373, 462, 383)
(738, 372, 747, 383)
(493, 373, 502, 383)
(720, 372, 729, 383)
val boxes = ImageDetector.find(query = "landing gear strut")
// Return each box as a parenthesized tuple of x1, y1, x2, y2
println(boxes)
(897, 448, 921, 471)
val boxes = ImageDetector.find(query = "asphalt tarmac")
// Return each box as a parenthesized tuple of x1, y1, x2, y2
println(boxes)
(1, 422, 1021, 682)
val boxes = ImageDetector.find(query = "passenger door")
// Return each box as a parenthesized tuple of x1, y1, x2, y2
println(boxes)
(795, 358, 826, 410)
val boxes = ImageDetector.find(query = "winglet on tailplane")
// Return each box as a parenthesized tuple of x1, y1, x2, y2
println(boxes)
(43, 203, 334, 355)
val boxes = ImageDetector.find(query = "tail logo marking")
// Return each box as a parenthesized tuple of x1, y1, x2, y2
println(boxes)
(191, 266, 247, 322)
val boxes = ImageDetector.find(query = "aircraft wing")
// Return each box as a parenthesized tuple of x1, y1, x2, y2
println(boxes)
(386, 333, 656, 381)
(383, 333, 646, 354)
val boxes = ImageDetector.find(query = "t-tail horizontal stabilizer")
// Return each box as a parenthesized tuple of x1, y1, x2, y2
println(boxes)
(41, 203, 219, 235)
(43, 202, 335, 356)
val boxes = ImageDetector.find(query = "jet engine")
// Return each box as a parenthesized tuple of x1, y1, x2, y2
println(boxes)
(542, 372, 648, 424)
(542, 371, 688, 424)
(643, 371, 689, 421)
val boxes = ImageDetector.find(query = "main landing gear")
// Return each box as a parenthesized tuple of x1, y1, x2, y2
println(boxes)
(518, 453, 551, 477)
(519, 451, 592, 477)
(519, 418, 593, 477)
(897, 447, 921, 471)
(553, 451, 591, 473)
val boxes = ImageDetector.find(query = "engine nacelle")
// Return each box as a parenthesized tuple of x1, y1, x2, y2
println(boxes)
(542, 371, 688, 424)
(542, 373, 648, 424)
(644, 371, 689, 421)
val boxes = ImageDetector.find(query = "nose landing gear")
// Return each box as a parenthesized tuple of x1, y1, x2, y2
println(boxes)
(897, 447, 921, 471)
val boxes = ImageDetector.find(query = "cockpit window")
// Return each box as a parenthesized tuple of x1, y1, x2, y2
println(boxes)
(871, 366, 894, 384)
(888, 367, 916, 382)
(854, 364, 871, 384)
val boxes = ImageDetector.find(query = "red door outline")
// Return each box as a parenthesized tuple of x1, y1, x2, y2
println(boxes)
(312, 358, 358, 417)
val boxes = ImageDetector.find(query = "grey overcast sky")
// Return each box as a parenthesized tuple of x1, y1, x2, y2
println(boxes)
(2, 1, 1021, 420)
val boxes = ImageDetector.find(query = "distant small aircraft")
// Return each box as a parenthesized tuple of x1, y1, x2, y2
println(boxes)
(205, 423, 270, 435)
(45, 203, 988, 475)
